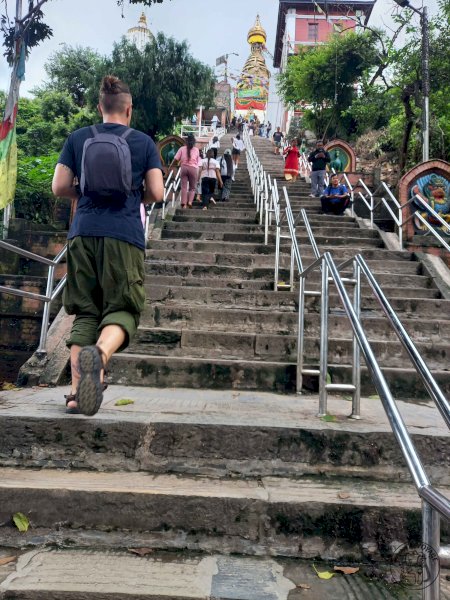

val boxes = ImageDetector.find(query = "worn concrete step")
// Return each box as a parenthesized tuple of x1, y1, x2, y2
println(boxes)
(173, 211, 359, 227)
(2, 386, 448, 484)
(146, 249, 421, 274)
(128, 327, 448, 370)
(2, 385, 449, 483)
(145, 276, 440, 298)
(148, 238, 412, 261)
(108, 353, 450, 398)
(146, 284, 449, 315)
(1, 466, 448, 562)
(4, 549, 444, 600)
(173, 213, 258, 225)
(161, 229, 384, 246)
(143, 304, 450, 342)
(145, 262, 431, 289)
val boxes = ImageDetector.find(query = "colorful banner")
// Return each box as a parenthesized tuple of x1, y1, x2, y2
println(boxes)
(236, 87, 267, 100)
(235, 98, 267, 111)
(0, 41, 25, 210)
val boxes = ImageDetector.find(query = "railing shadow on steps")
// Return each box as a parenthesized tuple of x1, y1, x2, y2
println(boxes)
(245, 132, 450, 600)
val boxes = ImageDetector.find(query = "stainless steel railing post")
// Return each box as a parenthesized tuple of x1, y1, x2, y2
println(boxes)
(289, 235, 295, 291)
(264, 196, 269, 245)
(318, 261, 329, 417)
(36, 264, 55, 356)
(351, 260, 362, 419)
(422, 500, 440, 600)
(274, 224, 281, 291)
(296, 276, 306, 394)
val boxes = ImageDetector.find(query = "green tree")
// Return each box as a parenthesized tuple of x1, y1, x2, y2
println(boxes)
(39, 45, 104, 107)
(277, 31, 379, 139)
(98, 35, 215, 137)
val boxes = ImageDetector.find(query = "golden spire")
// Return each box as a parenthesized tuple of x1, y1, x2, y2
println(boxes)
(138, 12, 147, 27)
(248, 14, 267, 45)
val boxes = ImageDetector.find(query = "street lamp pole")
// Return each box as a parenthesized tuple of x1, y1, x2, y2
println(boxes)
(421, 5, 430, 162)
(393, 0, 430, 162)
(224, 52, 239, 84)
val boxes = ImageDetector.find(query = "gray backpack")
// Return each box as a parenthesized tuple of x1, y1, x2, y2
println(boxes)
(80, 125, 133, 200)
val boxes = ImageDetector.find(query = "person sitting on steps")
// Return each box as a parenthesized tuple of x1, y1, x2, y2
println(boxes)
(320, 174, 350, 215)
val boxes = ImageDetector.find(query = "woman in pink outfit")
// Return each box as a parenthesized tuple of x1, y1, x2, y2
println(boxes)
(171, 134, 201, 208)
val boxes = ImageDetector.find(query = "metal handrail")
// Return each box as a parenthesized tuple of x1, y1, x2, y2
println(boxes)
(246, 139, 449, 599)
(0, 240, 68, 354)
(352, 254, 450, 429)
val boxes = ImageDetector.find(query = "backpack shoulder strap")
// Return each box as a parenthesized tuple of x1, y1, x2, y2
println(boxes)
(120, 127, 133, 140)
(90, 125, 98, 137)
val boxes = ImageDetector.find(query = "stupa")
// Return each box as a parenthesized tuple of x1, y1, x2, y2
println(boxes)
(126, 12, 154, 52)
(235, 15, 271, 120)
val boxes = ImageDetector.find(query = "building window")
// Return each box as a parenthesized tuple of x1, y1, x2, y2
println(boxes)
(308, 22, 319, 42)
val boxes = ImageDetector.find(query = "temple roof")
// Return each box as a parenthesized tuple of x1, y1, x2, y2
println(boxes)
(248, 15, 267, 45)
(239, 16, 271, 84)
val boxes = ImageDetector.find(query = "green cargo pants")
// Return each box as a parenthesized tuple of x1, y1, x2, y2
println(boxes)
(63, 236, 145, 351)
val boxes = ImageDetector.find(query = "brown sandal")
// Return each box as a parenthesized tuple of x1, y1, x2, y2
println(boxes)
(76, 346, 108, 416)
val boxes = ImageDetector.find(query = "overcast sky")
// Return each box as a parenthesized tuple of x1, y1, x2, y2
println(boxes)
(0, 0, 437, 109)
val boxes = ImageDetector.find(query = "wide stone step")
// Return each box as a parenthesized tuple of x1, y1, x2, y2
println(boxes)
(2, 386, 448, 484)
(149, 239, 412, 261)
(144, 262, 431, 289)
(143, 304, 449, 342)
(146, 283, 449, 314)
(1, 466, 447, 561)
(161, 229, 384, 247)
(145, 276, 440, 298)
(128, 327, 448, 370)
(173, 213, 363, 232)
(176, 208, 358, 224)
(108, 353, 450, 398)
(146, 249, 421, 274)
(4, 548, 445, 599)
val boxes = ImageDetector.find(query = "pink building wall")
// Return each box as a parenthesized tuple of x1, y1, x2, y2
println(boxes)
(295, 11, 356, 45)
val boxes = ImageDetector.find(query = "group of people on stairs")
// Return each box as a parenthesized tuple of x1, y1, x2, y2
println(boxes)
(280, 137, 350, 215)
(169, 133, 243, 211)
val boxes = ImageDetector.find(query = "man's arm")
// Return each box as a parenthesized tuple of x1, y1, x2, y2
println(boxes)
(52, 164, 79, 201)
(143, 168, 164, 204)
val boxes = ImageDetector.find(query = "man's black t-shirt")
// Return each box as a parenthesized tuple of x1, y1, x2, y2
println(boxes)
(273, 131, 284, 143)
(308, 148, 331, 172)
(58, 123, 162, 250)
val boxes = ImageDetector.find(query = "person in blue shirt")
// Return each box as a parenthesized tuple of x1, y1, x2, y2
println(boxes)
(320, 174, 350, 215)
(52, 75, 164, 416)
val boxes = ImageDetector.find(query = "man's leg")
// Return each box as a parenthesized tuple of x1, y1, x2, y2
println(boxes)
(317, 171, 326, 197)
(310, 171, 318, 196)
(76, 238, 145, 416)
(67, 326, 122, 411)
(180, 167, 188, 207)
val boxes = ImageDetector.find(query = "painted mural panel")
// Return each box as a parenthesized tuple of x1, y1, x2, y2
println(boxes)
(411, 173, 450, 235)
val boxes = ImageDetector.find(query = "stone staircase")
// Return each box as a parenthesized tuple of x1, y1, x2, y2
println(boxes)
(0, 133, 449, 598)
(106, 135, 450, 398)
